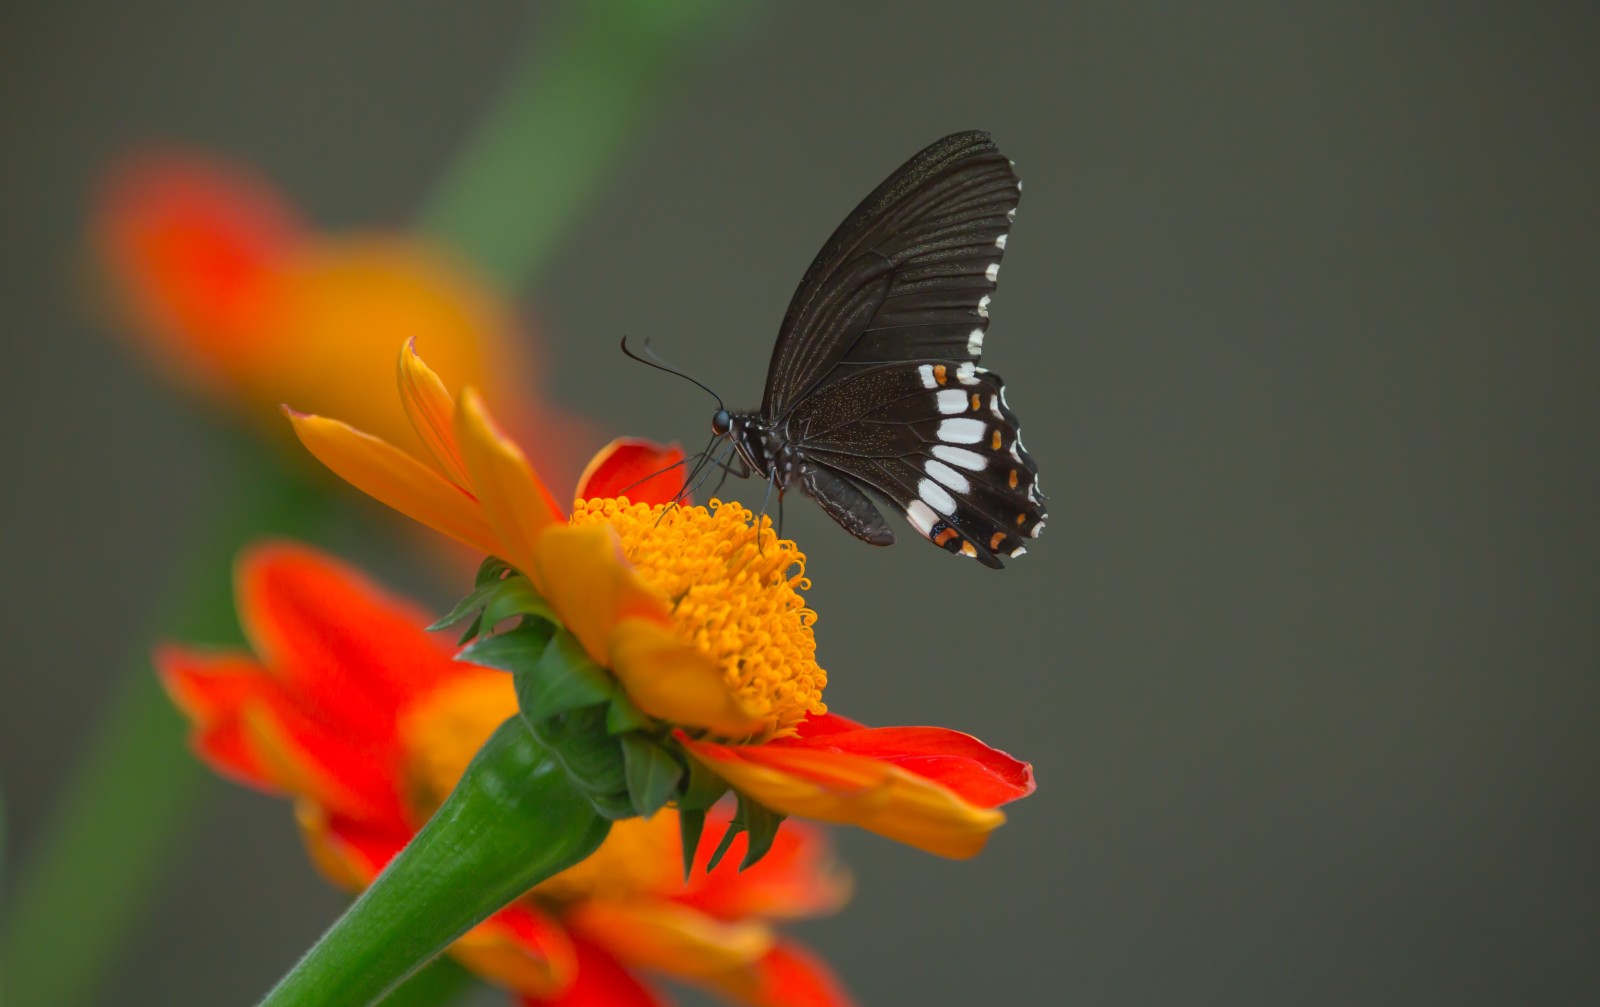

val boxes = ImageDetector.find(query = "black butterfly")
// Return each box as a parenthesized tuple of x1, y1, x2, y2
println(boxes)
(652, 131, 1045, 568)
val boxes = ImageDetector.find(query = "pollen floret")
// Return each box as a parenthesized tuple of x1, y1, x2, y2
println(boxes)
(569, 497, 826, 737)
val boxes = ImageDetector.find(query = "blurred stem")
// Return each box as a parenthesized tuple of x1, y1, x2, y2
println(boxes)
(256, 718, 609, 1007)
(0, 431, 334, 1007)
(417, 0, 736, 287)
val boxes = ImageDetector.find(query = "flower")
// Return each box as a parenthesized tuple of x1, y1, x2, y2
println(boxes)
(159, 542, 855, 1007)
(288, 344, 1035, 859)
(92, 149, 590, 488)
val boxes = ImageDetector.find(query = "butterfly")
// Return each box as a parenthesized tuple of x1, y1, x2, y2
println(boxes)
(645, 130, 1045, 568)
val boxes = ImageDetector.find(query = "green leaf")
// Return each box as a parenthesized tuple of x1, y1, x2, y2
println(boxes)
(457, 623, 554, 674)
(482, 576, 558, 627)
(604, 691, 652, 735)
(428, 581, 498, 632)
(705, 816, 742, 873)
(738, 795, 785, 871)
(454, 613, 484, 648)
(677, 807, 706, 881)
(677, 753, 730, 811)
(621, 735, 682, 818)
(517, 631, 612, 721)
(475, 556, 512, 586)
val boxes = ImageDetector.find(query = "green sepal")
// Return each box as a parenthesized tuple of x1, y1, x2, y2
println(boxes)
(454, 613, 484, 648)
(456, 623, 554, 674)
(678, 808, 706, 881)
(677, 753, 730, 811)
(705, 791, 786, 873)
(518, 631, 613, 721)
(475, 556, 511, 586)
(605, 691, 653, 735)
(621, 735, 682, 818)
(526, 705, 632, 820)
(482, 576, 558, 627)
(428, 579, 501, 633)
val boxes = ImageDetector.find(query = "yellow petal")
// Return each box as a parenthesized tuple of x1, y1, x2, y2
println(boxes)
(286, 409, 499, 556)
(680, 738, 1006, 860)
(453, 388, 563, 581)
(397, 338, 472, 489)
(532, 523, 764, 736)
(610, 618, 766, 736)
(567, 899, 773, 979)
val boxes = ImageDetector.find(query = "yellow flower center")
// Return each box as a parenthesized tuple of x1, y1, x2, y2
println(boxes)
(569, 497, 827, 736)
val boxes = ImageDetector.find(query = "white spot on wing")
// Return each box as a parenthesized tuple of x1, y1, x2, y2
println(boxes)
(966, 328, 985, 356)
(995, 234, 1007, 250)
(1007, 208, 1017, 222)
(924, 459, 971, 494)
(1010, 547, 1027, 558)
(936, 389, 968, 414)
(998, 384, 1010, 408)
(985, 263, 1000, 282)
(918, 364, 938, 389)
(1030, 521, 1045, 539)
(977, 294, 991, 318)
(956, 362, 980, 385)
(931, 445, 986, 471)
(990, 396, 1003, 420)
(937, 418, 985, 444)
(917, 477, 957, 515)
(1009, 444, 1024, 464)
(904, 500, 938, 537)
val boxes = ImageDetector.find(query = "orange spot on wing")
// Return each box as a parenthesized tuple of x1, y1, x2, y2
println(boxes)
(970, 393, 982, 411)
(933, 527, 960, 547)
(989, 532, 1005, 550)
(933, 365, 947, 386)
(1016, 513, 1027, 526)
(991, 430, 1002, 450)
(1008, 469, 1019, 489)
(959, 541, 977, 557)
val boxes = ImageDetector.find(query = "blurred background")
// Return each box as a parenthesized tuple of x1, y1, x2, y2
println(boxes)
(3, 2, 1598, 1005)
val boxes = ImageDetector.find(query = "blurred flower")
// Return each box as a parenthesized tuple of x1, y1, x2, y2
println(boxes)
(92, 149, 589, 488)
(159, 543, 855, 1006)
(289, 344, 1035, 859)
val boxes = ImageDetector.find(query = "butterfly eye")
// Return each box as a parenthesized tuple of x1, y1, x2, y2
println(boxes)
(711, 409, 732, 436)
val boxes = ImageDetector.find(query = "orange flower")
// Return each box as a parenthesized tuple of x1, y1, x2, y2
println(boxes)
(159, 543, 855, 1007)
(288, 344, 1035, 859)
(92, 149, 590, 489)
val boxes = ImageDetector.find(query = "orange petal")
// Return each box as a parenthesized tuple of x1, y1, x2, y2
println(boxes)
(678, 734, 1008, 860)
(516, 936, 667, 1007)
(286, 408, 499, 556)
(452, 901, 577, 998)
(575, 439, 687, 508)
(702, 940, 857, 1007)
(454, 388, 564, 579)
(567, 899, 773, 980)
(398, 338, 472, 489)
(294, 801, 407, 892)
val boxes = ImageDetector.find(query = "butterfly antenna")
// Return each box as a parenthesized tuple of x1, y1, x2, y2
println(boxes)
(620, 336, 726, 411)
(611, 454, 696, 499)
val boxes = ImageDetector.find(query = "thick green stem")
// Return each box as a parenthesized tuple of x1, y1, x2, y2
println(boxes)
(256, 718, 609, 1007)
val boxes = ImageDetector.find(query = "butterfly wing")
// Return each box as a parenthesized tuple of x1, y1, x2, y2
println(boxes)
(762, 130, 1021, 420)
(789, 361, 1045, 568)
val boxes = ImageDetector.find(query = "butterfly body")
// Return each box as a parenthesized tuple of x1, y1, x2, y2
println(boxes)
(709, 130, 1046, 569)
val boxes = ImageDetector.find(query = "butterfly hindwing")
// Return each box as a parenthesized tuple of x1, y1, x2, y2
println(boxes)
(788, 360, 1045, 568)
(762, 130, 1021, 419)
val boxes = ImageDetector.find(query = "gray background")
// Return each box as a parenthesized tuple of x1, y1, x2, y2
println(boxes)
(4, 2, 1598, 1004)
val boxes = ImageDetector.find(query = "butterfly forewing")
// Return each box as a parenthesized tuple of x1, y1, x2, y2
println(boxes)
(763, 131, 1021, 419)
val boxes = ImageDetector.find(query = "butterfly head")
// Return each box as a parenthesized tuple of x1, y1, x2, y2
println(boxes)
(710, 408, 732, 436)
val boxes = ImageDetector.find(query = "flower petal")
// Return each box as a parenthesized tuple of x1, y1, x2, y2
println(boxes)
(295, 801, 407, 891)
(452, 901, 577, 998)
(610, 619, 767, 737)
(286, 409, 499, 556)
(575, 438, 687, 508)
(518, 936, 669, 1007)
(780, 724, 1036, 810)
(567, 899, 773, 980)
(702, 940, 856, 1007)
(398, 338, 472, 489)
(233, 542, 460, 723)
(454, 387, 565, 578)
(678, 723, 1030, 859)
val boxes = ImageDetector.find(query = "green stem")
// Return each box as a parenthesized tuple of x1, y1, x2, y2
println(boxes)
(256, 718, 609, 1007)
(416, 0, 737, 287)
(376, 955, 476, 1007)
(0, 434, 332, 1007)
